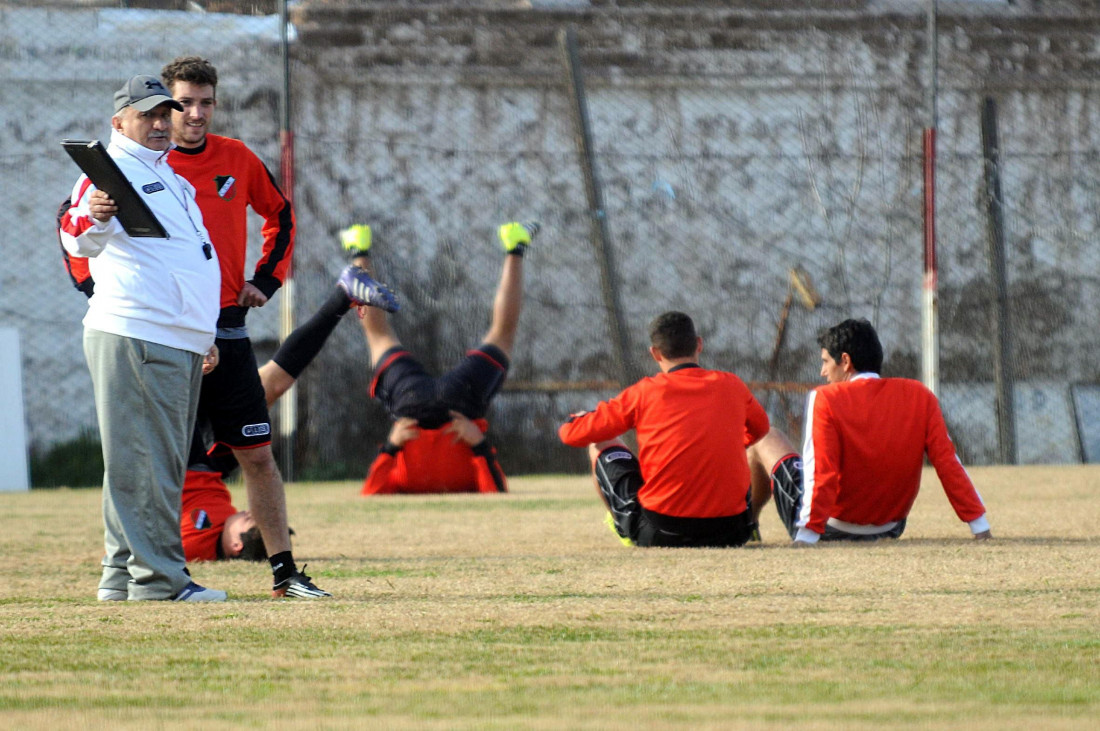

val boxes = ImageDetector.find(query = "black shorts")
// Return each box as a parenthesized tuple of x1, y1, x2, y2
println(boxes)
(594, 446, 755, 548)
(369, 344, 509, 430)
(197, 337, 271, 451)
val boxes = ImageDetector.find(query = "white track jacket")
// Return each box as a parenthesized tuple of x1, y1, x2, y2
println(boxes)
(60, 130, 220, 355)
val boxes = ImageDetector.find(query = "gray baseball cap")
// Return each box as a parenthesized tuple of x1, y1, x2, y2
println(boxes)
(113, 75, 184, 114)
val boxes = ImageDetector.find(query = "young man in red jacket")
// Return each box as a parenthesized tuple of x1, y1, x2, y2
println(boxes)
(559, 311, 770, 548)
(776, 318, 992, 545)
(159, 56, 336, 597)
(342, 222, 535, 495)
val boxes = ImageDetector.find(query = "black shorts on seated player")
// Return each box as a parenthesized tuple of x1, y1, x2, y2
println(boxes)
(594, 446, 756, 548)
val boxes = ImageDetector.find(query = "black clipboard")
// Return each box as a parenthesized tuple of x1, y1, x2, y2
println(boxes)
(61, 139, 168, 238)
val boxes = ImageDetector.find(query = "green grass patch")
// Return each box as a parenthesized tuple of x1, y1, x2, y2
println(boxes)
(0, 470, 1098, 727)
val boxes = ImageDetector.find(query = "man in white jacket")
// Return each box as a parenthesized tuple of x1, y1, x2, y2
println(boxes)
(59, 75, 225, 602)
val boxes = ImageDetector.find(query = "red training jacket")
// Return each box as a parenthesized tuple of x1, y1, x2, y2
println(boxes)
(559, 365, 769, 519)
(180, 469, 238, 562)
(800, 374, 986, 534)
(169, 134, 294, 309)
(361, 419, 508, 495)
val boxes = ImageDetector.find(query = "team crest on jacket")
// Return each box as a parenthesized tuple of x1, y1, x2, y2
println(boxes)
(214, 175, 237, 201)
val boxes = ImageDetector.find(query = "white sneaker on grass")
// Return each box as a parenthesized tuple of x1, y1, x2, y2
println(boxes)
(171, 582, 227, 602)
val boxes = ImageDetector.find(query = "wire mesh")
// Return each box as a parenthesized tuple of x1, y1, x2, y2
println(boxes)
(4, 1, 1098, 485)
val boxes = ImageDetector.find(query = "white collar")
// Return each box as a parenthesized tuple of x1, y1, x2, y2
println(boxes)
(850, 372, 880, 381)
(109, 128, 174, 165)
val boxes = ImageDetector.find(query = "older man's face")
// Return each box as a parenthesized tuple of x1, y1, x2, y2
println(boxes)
(113, 103, 173, 151)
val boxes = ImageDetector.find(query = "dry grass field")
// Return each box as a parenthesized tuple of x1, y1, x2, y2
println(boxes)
(1, 465, 1097, 729)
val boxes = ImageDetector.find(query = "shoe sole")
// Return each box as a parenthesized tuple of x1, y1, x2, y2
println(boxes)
(272, 587, 332, 599)
(339, 281, 399, 313)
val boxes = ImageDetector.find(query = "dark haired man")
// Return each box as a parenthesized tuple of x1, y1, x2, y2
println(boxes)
(776, 318, 992, 545)
(159, 55, 393, 597)
(558, 312, 770, 547)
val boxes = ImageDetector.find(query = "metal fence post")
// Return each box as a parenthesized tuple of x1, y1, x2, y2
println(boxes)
(558, 25, 636, 387)
(980, 96, 1017, 465)
(277, 0, 297, 482)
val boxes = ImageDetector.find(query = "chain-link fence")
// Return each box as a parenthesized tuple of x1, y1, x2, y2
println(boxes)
(4, 0, 1098, 486)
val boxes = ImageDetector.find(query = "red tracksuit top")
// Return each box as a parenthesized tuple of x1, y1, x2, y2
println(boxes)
(169, 135, 294, 311)
(180, 470, 238, 562)
(800, 374, 986, 534)
(559, 365, 770, 519)
(361, 419, 508, 495)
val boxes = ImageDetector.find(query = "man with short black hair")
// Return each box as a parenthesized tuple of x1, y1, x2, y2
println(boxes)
(776, 318, 992, 545)
(181, 267, 393, 561)
(559, 311, 770, 548)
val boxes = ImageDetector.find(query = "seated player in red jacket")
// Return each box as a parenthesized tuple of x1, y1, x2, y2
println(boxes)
(771, 318, 992, 545)
(558, 311, 771, 548)
(340, 221, 537, 495)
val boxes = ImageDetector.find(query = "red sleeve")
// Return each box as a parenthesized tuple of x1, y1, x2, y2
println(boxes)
(924, 395, 987, 522)
(361, 451, 399, 495)
(558, 386, 636, 447)
(56, 196, 94, 297)
(58, 179, 95, 240)
(742, 386, 770, 447)
(247, 153, 294, 298)
(803, 389, 841, 535)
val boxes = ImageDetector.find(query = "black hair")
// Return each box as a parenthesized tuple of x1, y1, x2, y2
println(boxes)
(817, 318, 883, 374)
(235, 526, 267, 562)
(234, 525, 295, 562)
(648, 311, 698, 359)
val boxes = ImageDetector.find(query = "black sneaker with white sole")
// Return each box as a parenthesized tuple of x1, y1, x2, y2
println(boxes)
(272, 565, 332, 599)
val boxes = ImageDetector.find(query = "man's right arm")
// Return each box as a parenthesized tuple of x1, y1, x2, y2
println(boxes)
(742, 386, 770, 448)
(923, 392, 991, 538)
(56, 196, 95, 298)
(361, 418, 420, 496)
(558, 389, 634, 447)
(58, 179, 122, 257)
(361, 452, 399, 495)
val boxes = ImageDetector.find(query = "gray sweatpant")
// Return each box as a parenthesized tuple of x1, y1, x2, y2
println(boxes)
(84, 328, 202, 600)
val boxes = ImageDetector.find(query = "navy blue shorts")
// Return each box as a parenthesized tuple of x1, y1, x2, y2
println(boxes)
(197, 337, 271, 450)
(369, 344, 509, 430)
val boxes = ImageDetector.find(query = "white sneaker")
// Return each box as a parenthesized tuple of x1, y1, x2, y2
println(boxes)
(172, 582, 227, 602)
